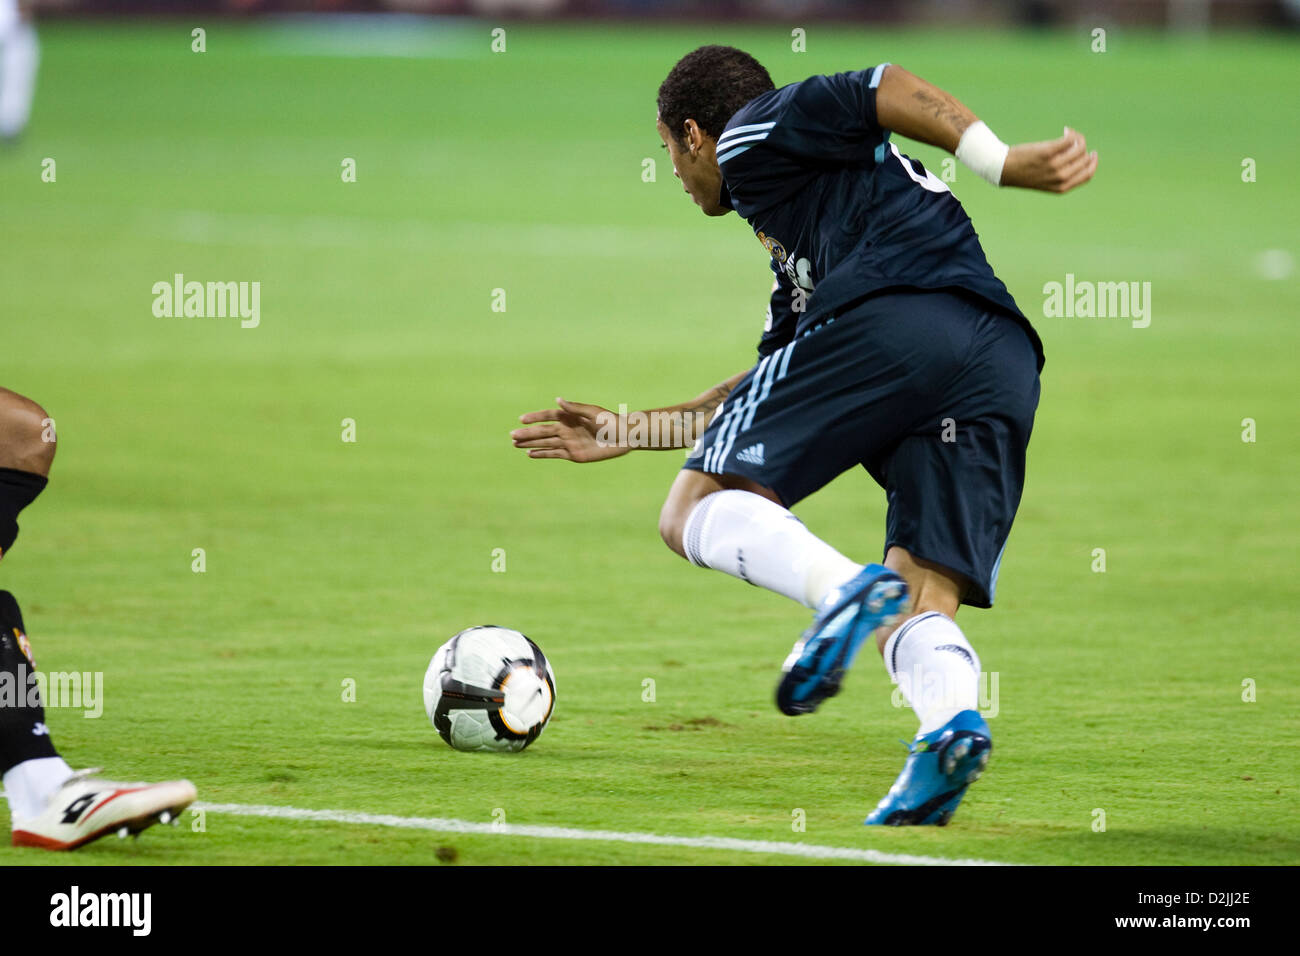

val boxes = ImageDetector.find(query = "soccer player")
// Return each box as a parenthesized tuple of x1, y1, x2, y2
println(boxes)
(0, 0, 38, 141)
(512, 47, 1096, 825)
(0, 387, 196, 849)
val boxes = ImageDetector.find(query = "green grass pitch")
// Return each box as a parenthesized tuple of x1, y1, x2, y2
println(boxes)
(0, 18, 1297, 865)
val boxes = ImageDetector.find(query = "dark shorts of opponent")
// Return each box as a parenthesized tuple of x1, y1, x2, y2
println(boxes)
(683, 287, 1041, 608)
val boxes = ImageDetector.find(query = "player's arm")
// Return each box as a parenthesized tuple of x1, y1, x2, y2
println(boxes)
(512, 371, 747, 462)
(874, 64, 1098, 193)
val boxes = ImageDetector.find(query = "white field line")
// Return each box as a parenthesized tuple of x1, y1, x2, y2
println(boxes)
(196, 801, 1015, 866)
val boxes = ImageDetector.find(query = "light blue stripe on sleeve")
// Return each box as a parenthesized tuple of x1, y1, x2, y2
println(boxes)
(718, 144, 755, 165)
(715, 120, 776, 149)
(715, 131, 770, 151)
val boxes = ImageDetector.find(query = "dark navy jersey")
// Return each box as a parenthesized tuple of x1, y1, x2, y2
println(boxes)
(717, 63, 1044, 369)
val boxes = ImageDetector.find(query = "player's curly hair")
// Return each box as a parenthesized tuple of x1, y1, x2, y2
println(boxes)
(657, 45, 776, 144)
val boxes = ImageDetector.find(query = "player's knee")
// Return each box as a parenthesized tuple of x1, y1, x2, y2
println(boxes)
(660, 473, 709, 557)
(0, 391, 56, 476)
(658, 498, 687, 557)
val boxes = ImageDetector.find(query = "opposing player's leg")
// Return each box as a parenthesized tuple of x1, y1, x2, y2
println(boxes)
(2, 591, 197, 850)
(0, 388, 196, 849)
(0, 385, 54, 511)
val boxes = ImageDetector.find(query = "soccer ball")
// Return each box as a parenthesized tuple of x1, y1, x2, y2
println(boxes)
(423, 626, 556, 753)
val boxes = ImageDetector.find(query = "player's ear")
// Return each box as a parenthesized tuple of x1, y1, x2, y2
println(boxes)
(683, 119, 703, 155)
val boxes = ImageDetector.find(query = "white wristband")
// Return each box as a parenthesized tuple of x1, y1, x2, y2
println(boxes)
(956, 121, 1009, 186)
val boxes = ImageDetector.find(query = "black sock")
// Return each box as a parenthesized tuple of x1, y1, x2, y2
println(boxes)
(0, 467, 48, 559)
(0, 590, 59, 775)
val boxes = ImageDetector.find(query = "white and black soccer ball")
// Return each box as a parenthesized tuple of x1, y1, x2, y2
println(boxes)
(423, 626, 556, 753)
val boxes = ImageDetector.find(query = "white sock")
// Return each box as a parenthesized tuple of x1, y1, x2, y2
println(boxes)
(882, 612, 981, 735)
(0, 21, 39, 138)
(3, 755, 73, 821)
(681, 490, 863, 608)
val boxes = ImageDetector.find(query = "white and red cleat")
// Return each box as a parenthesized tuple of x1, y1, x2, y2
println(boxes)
(10, 768, 196, 850)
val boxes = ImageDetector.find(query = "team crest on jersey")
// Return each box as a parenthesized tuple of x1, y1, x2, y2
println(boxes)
(756, 230, 815, 294)
(754, 228, 811, 295)
(756, 230, 788, 264)
(13, 627, 35, 667)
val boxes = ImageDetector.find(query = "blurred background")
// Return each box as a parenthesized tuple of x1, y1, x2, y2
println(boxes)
(16, 0, 1300, 27)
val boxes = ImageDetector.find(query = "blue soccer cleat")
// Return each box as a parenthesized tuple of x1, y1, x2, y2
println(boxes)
(864, 709, 991, 826)
(776, 564, 908, 716)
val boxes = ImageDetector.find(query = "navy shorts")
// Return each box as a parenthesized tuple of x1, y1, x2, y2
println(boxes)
(683, 288, 1041, 608)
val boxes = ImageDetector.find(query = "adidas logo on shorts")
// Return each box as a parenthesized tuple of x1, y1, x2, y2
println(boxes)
(735, 443, 766, 467)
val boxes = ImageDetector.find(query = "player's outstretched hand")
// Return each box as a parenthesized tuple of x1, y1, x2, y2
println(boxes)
(511, 398, 630, 462)
(1002, 126, 1098, 193)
